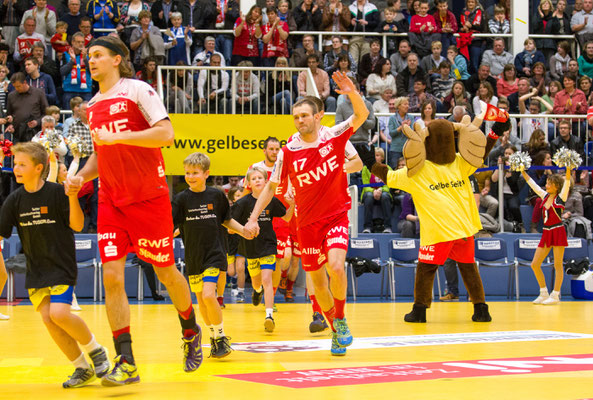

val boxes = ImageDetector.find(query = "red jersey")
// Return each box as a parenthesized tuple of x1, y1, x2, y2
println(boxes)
(87, 78, 170, 207)
(261, 21, 289, 58)
(410, 14, 437, 33)
(270, 118, 353, 227)
(232, 18, 260, 57)
(50, 32, 69, 53)
(16, 35, 43, 60)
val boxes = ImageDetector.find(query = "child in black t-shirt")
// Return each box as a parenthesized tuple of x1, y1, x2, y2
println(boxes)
(233, 167, 294, 333)
(0, 142, 110, 388)
(172, 153, 250, 358)
(226, 186, 247, 303)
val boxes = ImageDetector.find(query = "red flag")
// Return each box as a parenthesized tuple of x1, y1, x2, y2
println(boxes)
(482, 102, 509, 122)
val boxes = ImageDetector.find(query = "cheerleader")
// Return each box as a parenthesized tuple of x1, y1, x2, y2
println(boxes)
(521, 166, 572, 305)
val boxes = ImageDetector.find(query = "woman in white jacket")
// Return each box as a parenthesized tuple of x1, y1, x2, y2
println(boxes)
(365, 58, 396, 104)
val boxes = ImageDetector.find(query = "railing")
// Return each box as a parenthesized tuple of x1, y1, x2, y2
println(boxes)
(94, 28, 576, 59)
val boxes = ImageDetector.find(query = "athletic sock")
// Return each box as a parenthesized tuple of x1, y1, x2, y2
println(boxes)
(208, 325, 215, 339)
(213, 322, 225, 338)
(281, 269, 288, 279)
(81, 334, 101, 354)
(273, 286, 278, 295)
(334, 298, 346, 320)
(72, 352, 90, 369)
(217, 296, 224, 306)
(310, 295, 322, 314)
(177, 305, 199, 338)
(265, 308, 273, 318)
(323, 307, 336, 332)
(254, 286, 262, 293)
(286, 279, 295, 291)
(540, 288, 549, 295)
(238, 288, 245, 294)
(550, 290, 560, 298)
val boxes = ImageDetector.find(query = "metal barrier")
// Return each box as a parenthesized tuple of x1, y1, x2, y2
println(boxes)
(156, 65, 316, 115)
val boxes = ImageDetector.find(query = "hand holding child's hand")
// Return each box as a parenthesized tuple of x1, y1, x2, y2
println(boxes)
(64, 175, 83, 197)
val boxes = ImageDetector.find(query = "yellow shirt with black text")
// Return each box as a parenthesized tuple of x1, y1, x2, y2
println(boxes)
(387, 154, 482, 246)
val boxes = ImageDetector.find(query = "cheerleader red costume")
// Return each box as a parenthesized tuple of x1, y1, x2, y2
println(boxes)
(525, 176, 569, 248)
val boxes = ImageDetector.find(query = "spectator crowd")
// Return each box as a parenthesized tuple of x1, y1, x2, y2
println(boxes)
(2, 0, 593, 235)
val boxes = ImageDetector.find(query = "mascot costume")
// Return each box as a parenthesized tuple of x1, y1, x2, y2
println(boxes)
(358, 108, 510, 322)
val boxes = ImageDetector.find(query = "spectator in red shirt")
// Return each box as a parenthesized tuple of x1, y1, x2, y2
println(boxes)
(232, 5, 262, 66)
(409, 0, 438, 58)
(261, 7, 289, 67)
(433, 0, 457, 56)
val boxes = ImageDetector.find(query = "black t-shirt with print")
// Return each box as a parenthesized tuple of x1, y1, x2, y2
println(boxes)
(233, 193, 286, 259)
(172, 186, 230, 275)
(0, 182, 77, 289)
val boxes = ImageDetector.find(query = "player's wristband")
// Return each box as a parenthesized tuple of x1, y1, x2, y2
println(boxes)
(488, 130, 499, 140)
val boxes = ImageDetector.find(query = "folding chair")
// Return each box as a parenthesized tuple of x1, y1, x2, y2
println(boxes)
(384, 239, 419, 300)
(74, 234, 101, 301)
(474, 238, 516, 298)
(514, 238, 554, 299)
(346, 238, 382, 301)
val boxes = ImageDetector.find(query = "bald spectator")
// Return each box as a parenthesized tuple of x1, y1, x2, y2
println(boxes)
(395, 53, 428, 96)
(464, 64, 498, 98)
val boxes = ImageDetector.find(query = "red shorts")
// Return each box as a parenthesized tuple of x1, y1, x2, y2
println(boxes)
(98, 195, 175, 268)
(418, 236, 475, 265)
(275, 225, 290, 259)
(298, 212, 349, 272)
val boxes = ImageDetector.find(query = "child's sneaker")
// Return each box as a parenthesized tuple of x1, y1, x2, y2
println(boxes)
(264, 316, 275, 332)
(63, 367, 96, 388)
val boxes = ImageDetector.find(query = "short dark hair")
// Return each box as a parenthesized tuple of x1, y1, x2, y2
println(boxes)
(370, 38, 381, 46)
(10, 72, 26, 84)
(263, 136, 280, 149)
(0, 43, 9, 53)
(564, 73, 578, 83)
(266, 6, 277, 14)
(306, 54, 319, 63)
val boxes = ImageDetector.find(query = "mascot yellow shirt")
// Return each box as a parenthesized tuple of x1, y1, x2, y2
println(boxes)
(386, 154, 482, 246)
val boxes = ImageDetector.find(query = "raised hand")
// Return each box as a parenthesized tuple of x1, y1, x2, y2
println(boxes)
(332, 71, 356, 95)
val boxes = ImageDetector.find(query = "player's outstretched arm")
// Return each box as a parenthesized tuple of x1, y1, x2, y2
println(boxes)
(333, 71, 369, 132)
(93, 119, 174, 148)
(68, 179, 85, 232)
(245, 180, 278, 237)
(223, 218, 253, 240)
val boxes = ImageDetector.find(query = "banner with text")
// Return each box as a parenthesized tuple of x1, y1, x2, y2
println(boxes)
(164, 114, 335, 176)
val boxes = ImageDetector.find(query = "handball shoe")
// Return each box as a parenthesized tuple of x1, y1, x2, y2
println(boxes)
(330, 332, 346, 356)
(89, 346, 110, 378)
(101, 356, 140, 386)
(63, 367, 96, 388)
(182, 327, 203, 372)
(309, 312, 329, 333)
(333, 318, 353, 347)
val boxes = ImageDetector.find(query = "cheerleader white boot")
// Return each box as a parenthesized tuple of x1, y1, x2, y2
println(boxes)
(533, 288, 549, 304)
(542, 291, 560, 305)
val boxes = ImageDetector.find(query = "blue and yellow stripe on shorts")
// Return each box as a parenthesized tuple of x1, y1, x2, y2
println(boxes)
(246, 254, 276, 276)
(28, 285, 74, 311)
(188, 267, 220, 292)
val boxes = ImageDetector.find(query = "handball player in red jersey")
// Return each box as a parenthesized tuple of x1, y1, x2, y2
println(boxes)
(65, 36, 203, 386)
(244, 72, 369, 356)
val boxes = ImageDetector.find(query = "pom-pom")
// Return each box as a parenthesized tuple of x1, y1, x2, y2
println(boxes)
(38, 129, 62, 153)
(0, 139, 13, 157)
(553, 148, 582, 169)
(66, 135, 93, 158)
(508, 151, 532, 172)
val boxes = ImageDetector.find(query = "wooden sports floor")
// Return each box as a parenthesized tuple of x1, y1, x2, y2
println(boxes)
(1, 298, 593, 400)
